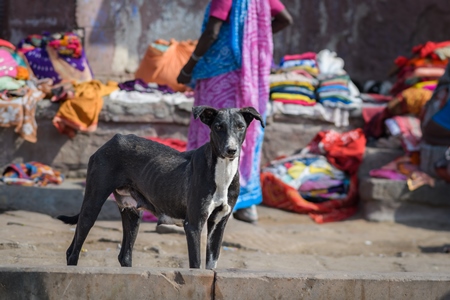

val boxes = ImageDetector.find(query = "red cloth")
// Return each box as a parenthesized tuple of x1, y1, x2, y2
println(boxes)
(412, 41, 450, 60)
(261, 172, 359, 224)
(307, 129, 367, 175)
(0, 39, 15, 50)
(145, 137, 187, 152)
(261, 129, 366, 223)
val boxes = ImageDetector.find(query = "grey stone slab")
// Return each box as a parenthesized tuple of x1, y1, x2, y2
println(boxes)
(0, 180, 121, 220)
(358, 147, 404, 179)
(214, 270, 450, 300)
(0, 266, 214, 300)
(359, 178, 450, 207)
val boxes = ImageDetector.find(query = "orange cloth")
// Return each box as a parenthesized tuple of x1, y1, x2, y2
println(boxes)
(15, 66, 30, 80)
(387, 87, 432, 116)
(52, 80, 118, 138)
(135, 39, 196, 92)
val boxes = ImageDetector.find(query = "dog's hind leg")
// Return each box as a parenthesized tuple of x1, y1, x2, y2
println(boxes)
(66, 183, 114, 265)
(117, 207, 141, 267)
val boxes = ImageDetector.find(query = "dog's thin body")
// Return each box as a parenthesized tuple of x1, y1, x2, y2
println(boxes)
(58, 106, 264, 269)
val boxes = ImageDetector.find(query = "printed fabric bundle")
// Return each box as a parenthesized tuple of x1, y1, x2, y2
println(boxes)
(261, 128, 366, 223)
(17, 32, 93, 84)
(1, 161, 64, 186)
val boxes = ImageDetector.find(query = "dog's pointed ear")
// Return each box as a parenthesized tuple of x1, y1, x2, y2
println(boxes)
(192, 106, 218, 127)
(240, 107, 265, 128)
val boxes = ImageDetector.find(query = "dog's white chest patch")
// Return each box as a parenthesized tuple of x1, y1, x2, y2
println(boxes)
(208, 157, 239, 223)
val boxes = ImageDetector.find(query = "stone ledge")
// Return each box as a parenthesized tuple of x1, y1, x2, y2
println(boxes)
(0, 266, 214, 300)
(0, 266, 449, 300)
(359, 177, 450, 226)
(0, 180, 120, 220)
(359, 177, 450, 207)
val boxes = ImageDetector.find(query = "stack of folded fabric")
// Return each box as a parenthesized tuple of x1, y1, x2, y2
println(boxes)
(278, 52, 319, 77)
(317, 74, 359, 109)
(390, 41, 450, 96)
(269, 71, 318, 106)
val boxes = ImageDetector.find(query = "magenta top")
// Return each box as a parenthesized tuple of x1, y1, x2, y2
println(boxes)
(210, 0, 285, 20)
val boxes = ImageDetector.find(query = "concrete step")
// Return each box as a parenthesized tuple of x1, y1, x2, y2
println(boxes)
(0, 266, 449, 300)
(0, 179, 120, 220)
(360, 177, 450, 227)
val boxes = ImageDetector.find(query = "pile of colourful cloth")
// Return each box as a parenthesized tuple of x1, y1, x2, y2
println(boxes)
(17, 32, 93, 84)
(262, 154, 350, 203)
(261, 128, 366, 223)
(269, 53, 319, 106)
(0, 38, 46, 143)
(269, 71, 318, 106)
(390, 41, 450, 96)
(316, 74, 358, 109)
(278, 53, 319, 76)
(316, 49, 361, 110)
(1, 161, 64, 186)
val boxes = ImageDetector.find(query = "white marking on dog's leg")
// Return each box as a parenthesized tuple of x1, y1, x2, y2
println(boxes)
(206, 254, 217, 270)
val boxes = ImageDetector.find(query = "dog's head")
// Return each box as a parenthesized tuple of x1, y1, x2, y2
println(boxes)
(193, 106, 264, 160)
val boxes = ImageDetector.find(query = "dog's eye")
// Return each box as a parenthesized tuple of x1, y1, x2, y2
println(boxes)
(215, 124, 222, 131)
(237, 124, 245, 130)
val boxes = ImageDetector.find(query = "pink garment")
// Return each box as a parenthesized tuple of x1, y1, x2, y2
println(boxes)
(272, 99, 316, 106)
(283, 52, 317, 61)
(188, 0, 273, 209)
(210, 0, 284, 20)
(369, 169, 408, 181)
(299, 178, 343, 192)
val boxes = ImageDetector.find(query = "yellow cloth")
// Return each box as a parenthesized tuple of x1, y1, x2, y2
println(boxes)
(271, 93, 315, 102)
(287, 161, 306, 179)
(53, 80, 119, 138)
(270, 81, 315, 90)
(412, 80, 438, 89)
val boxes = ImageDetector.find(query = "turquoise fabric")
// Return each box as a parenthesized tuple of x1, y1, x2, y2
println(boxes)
(191, 0, 249, 86)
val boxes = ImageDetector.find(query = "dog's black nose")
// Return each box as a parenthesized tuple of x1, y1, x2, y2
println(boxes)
(227, 148, 237, 156)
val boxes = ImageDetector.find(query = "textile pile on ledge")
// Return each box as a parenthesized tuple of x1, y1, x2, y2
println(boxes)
(1, 161, 64, 186)
(362, 40, 450, 189)
(0, 39, 45, 143)
(261, 128, 366, 223)
(269, 50, 363, 127)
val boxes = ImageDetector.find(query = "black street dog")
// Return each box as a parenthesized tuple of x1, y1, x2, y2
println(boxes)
(57, 106, 264, 269)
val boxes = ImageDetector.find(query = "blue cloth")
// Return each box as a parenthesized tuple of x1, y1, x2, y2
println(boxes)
(270, 86, 316, 98)
(234, 124, 265, 211)
(191, 0, 249, 86)
(432, 98, 450, 130)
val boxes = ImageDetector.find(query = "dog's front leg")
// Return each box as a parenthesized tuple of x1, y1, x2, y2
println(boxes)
(184, 216, 206, 268)
(206, 213, 231, 269)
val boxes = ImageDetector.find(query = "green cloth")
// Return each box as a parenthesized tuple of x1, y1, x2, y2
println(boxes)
(0, 77, 26, 91)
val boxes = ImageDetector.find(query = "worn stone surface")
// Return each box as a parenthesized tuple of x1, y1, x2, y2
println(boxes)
(359, 178, 450, 227)
(215, 271, 450, 300)
(1, 208, 449, 298)
(0, 180, 120, 220)
(0, 266, 214, 300)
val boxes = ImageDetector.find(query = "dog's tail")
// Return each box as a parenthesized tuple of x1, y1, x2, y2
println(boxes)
(56, 214, 80, 225)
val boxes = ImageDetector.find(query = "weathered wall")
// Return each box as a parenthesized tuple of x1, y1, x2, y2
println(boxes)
(3, 0, 450, 82)
(5, 0, 76, 44)
(76, 0, 450, 83)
